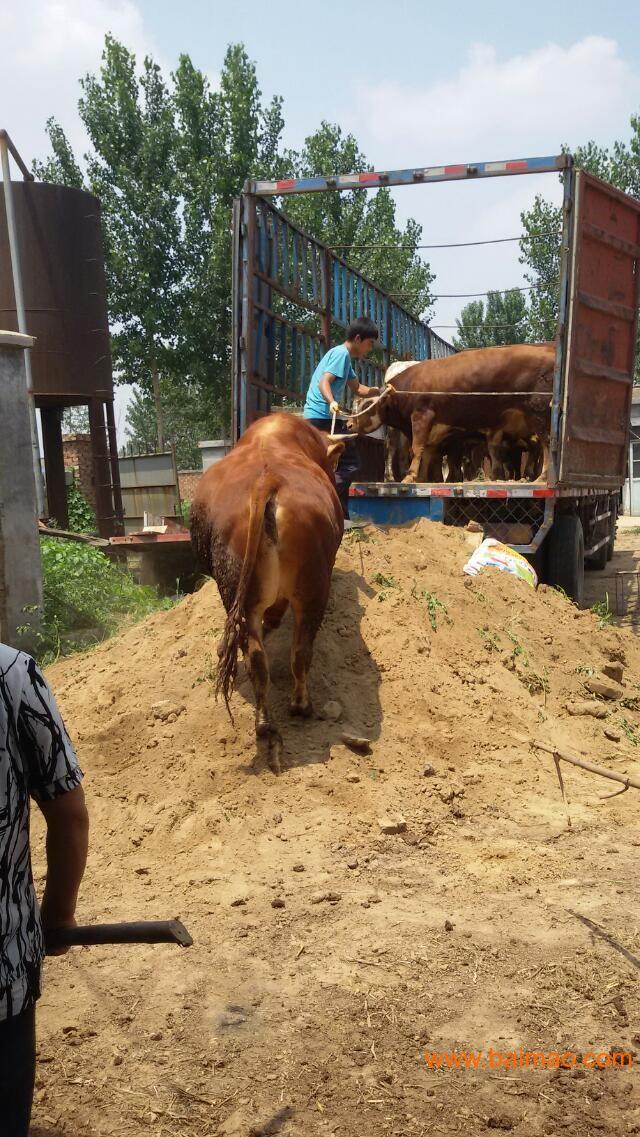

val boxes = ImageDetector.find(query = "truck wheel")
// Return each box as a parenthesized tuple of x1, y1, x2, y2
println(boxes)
(586, 541, 608, 571)
(545, 513, 585, 605)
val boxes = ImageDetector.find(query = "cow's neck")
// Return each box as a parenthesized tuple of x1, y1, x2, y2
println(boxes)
(381, 397, 408, 432)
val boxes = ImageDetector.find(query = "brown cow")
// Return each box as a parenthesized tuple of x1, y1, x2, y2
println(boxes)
(190, 414, 345, 770)
(348, 387, 551, 483)
(352, 343, 555, 483)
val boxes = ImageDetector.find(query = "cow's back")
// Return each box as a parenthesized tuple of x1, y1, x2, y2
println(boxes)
(191, 414, 343, 579)
(396, 343, 555, 394)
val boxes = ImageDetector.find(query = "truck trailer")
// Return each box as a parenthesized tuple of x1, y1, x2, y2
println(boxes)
(232, 154, 640, 605)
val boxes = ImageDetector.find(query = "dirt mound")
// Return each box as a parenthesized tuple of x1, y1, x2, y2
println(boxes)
(35, 520, 640, 1136)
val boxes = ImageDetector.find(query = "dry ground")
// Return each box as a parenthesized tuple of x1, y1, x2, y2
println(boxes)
(30, 519, 640, 1137)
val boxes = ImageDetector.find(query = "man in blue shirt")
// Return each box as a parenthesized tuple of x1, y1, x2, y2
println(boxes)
(303, 317, 380, 518)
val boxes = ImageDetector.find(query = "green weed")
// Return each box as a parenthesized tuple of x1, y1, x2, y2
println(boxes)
(413, 588, 449, 631)
(619, 717, 640, 746)
(591, 594, 614, 629)
(66, 484, 97, 533)
(477, 625, 501, 652)
(35, 537, 174, 664)
(552, 585, 571, 601)
(372, 571, 398, 588)
(505, 629, 529, 666)
(373, 571, 399, 601)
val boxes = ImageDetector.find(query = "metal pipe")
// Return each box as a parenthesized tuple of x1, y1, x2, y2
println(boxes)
(105, 399, 125, 534)
(0, 130, 35, 181)
(0, 135, 46, 515)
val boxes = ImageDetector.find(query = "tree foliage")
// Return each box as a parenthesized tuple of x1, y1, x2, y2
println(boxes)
(520, 116, 640, 374)
(281, 123, 434, 319)
(124, 380, 225, 468)
(33, 38, 436, 447)
(61, 406, 90, 434)
(455, 289, 529, 349)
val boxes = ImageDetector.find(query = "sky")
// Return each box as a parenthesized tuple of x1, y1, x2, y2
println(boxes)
(1, 0, 640, 441)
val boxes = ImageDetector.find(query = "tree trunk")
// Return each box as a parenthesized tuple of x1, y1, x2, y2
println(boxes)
(151, 357, 164, 451)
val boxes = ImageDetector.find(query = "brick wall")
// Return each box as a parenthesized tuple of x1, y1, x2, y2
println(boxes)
(178, 470, 202, 503)
(62, 434, 96, 509)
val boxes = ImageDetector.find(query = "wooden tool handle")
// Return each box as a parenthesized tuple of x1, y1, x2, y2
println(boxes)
(44, 919, 193, 952)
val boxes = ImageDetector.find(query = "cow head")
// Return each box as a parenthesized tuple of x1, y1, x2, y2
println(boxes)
(347, 384, 396, 434)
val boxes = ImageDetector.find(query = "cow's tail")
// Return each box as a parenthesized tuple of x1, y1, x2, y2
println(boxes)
(216, 471, 280, 717)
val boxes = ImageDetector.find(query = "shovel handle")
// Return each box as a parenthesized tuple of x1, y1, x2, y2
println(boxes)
(44, 919, 193, 952)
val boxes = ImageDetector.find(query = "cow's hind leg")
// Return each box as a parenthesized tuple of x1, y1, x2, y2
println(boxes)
(289, 598, 324, 718)
(244, 610, 282, 772)
(243, 615, 272, 736)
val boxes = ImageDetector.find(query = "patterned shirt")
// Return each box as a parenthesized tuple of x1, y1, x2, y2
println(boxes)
(0, 643, 83, 1020)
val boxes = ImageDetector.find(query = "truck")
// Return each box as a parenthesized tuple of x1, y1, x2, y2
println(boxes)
(232, 154, 640, 605)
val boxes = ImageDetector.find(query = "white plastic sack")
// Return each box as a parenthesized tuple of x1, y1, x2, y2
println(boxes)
(463, 537, 538, 589)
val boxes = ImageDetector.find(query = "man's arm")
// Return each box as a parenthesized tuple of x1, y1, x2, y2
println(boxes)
(38, 785, 89, 937)
(318, 371, 339, 410)
(17, 655, 88, 952)
(347, 378, 380, 398)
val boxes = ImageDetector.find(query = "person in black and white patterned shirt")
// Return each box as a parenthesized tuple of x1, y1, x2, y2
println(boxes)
(0, 641, 89, 1135)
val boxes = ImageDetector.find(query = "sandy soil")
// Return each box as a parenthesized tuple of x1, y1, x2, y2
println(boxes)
(31, 519, 640, 1137)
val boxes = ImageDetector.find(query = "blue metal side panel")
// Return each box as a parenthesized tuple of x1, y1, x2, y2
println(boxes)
(272, 214, 279, 277)
(310, 245, 318, 303)
(349, 495, 444, 524)
(282, 225, 289, 286)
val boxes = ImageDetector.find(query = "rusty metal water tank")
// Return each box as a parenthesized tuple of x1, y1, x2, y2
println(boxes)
(0, 180, 113, 403)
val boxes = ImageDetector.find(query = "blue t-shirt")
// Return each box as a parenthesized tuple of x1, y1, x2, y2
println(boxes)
(303, 345, 356, 420)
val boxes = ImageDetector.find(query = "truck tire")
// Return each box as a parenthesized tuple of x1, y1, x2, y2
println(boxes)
(545, 513, 585, 605)
(586, 540, 608, 571)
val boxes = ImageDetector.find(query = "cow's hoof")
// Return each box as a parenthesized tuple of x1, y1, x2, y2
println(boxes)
(401, 475, 417, 484)
(289, 700, 313, 719)
(267, 732, 283, 775)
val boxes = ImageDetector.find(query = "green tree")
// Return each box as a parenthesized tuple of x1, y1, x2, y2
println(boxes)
(33, 38, 437, 443)
(519, 196, 563, 342)
(35, 35, 183, 447)
(281, 122, 434, 319)
(172, 46, 286, 428)
(454, 289, 529, 349)
(124, 380, 225, 468)
(61, 406, 90, 434)
(520, 115, 640, 371)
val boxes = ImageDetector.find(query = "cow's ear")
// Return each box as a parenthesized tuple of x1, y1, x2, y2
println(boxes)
(326, 439, 345, 470)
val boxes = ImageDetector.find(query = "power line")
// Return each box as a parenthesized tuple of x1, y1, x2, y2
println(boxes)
(430, 323, 527, 329)
(389, 284, 538, 299)
(329, 234, 559, 251)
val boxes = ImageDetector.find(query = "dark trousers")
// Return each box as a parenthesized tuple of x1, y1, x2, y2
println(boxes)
(307, 418, 359, 518)
(0, 1005, 36, 1136)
